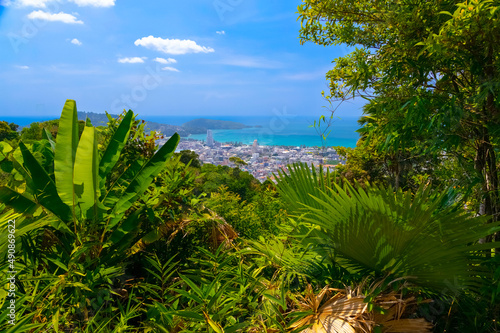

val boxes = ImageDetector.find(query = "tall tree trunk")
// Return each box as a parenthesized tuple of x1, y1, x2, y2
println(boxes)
(475, 126, 499, 253)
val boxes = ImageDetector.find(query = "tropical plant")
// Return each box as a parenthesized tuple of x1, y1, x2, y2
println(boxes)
(275, 162, 500, 294)
(0, 99, 179, 329)
(298, 0, 500, 238)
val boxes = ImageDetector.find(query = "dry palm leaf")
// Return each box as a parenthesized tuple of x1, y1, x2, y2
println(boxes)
(289, 282, 432, 333)
(371, 292, 433, 332)
(289, 285, 373, 333)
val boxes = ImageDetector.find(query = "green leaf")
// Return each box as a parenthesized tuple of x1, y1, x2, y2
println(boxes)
(0, 142, 13, 160)
(107, 133, 180, 229)
(204, 312, 224, 333)
(108, 207, 143, 246)
(99, 110, 134, 184)
(262, 293, 286, 309)
(0, 187, 38, 215)
(73, 124, 100, 217)
(178, 273, 204, 298)
(19, 142, 71, 221)
(54, 99, 79, 210)
(42, 128, 56, 152)
(174, 310, 204, 321)
(276, 162, 496, 293)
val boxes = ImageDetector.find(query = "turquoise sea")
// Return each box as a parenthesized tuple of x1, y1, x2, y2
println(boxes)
(1, 115, 362, 148)
(151, 116, 362, 148)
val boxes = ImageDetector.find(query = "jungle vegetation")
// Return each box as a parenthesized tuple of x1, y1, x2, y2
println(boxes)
(0, 0, 500, 332)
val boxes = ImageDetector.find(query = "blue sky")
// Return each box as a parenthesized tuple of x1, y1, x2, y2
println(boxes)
(0, 0, 365, 119)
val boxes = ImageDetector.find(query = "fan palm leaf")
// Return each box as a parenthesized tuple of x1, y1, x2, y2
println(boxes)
(276, 162, 500, 293)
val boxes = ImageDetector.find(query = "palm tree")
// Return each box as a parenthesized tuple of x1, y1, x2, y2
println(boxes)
(275, 162, 500, 294)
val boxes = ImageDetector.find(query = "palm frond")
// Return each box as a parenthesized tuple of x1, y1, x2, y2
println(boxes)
(276, 162, 500, 294)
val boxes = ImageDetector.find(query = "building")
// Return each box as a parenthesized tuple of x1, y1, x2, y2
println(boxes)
(252, 139, 258, 154)
(206, 130, 214, 147)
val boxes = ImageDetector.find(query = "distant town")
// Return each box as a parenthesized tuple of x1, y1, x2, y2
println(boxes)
(158, 129, 343, 182)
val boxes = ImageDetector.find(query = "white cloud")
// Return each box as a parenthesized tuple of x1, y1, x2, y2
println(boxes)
(154, 57, 177, 64)
(134, 36, 214, 55)
(70, 38, 82, 46)
(15, 65, 30, 69)
(118, 57, 146, 64)
(27, 10, 84, 24)
(69, 0, 115, 7)
(8, 0, 115, 7)
(161, 66, 179, 72)
(6, 0, 55, 8)
(216, 30, 225, 35)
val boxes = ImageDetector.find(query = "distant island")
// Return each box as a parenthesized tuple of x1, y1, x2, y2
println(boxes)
(77, 113, 253, 137)
(78, 112, 190, 137)
(182, 118, 251, 134)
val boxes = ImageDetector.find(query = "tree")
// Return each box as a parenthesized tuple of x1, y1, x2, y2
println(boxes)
(175, 149, 201, 168)
(199, 164, 260, 201)
(298, 0, 500, 240)
(0, 121, 19, 141)
(20, 119, 86, 142)
(229, 156, 247, 166)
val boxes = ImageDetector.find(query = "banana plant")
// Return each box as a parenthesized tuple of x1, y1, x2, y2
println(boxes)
(0, 99, 180, 257)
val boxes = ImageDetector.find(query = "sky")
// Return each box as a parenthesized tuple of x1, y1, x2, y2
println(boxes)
(0, 0, 365, 119)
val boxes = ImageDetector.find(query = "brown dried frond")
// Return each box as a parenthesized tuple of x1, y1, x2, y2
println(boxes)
(289, 280, 433, 333)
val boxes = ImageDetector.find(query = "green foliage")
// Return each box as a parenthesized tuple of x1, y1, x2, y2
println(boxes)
(276, 162, 500, 294)
(199, 164, 260, 201)
(299, 0, 500, 233)
(0, 100, 180, 330)
(20, 119, 86, 143)
(333, 145, 386, 186)
(175, 149, 201, 168)
(0, 121, 19, 142)
(204, 185, 286, 239)
(228, 156, 247, 166)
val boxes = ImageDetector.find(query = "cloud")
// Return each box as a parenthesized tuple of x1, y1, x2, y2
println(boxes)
(118, 57, 146, 64)
(15, 65, 30, 69)
(6, 0, 55, 8)
(134, 36, 214, 55)
(161, 66, 179, 72)
(154, 57, 177, 64)
(70, 38, 82, 46)
(69, 0, 115, 7)
(216, 30, 225, 35)
(27, 10, 84, 24)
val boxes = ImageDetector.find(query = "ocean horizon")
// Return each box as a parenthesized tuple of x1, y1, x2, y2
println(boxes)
(0, 115, 362, 148)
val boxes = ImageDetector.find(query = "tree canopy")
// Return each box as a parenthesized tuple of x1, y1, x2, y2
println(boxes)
(299, 0, 500, 233)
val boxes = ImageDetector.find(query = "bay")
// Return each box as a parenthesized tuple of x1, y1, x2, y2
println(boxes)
(175, 116, 361, 148)
(0, 115, 362, 148)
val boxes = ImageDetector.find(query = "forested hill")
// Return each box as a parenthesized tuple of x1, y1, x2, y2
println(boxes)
(182, 118, 250, 134)
(78, 111, 189, 137)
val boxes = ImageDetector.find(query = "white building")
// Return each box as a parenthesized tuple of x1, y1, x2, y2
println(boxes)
(206, 130, 214, 147)
(252, 139, 258, 154)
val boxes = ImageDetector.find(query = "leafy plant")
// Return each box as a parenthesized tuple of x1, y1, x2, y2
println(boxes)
(276, 162, 500, 294)
(0, 100, 179, 330)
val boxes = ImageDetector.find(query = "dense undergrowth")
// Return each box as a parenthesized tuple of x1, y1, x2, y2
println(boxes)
(0, 100, 498, 332)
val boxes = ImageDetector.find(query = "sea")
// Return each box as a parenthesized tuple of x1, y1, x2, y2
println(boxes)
(1, 115, 362, 148)
(150, 116, 362, 148)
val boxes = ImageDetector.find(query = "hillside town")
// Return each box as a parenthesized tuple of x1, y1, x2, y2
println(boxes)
(159, 130, 343, 182)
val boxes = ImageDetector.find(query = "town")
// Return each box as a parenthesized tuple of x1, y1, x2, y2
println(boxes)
(159, 130, 343, 182)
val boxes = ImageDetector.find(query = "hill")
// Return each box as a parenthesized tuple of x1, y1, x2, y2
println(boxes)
(78, 112, 189, 137)
(182, 118, 250, 134)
